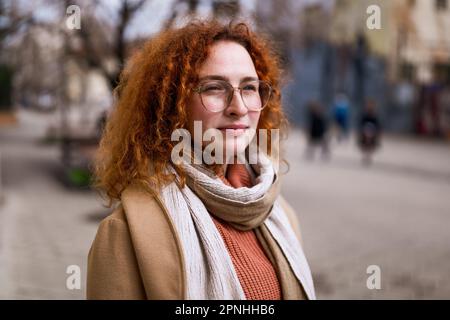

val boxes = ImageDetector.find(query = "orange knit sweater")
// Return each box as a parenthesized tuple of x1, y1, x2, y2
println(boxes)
(211, 164, 281, 300)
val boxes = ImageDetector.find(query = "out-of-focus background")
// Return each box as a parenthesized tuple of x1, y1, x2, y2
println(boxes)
(0, 0, 449, 299)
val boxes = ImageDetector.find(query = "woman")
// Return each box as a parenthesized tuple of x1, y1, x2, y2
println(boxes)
(358, 99, 382, 166)
(87, 19, 315, 300)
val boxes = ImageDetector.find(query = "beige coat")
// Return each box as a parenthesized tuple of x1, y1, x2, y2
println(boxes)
(86, 184, 305, 300)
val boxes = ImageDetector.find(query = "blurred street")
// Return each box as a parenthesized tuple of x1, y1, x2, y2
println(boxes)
(1, 109, 449, 299)
(282, 130, 450, 299)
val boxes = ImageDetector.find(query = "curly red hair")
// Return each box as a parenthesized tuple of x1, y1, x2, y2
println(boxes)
(93, 19, 290, 206)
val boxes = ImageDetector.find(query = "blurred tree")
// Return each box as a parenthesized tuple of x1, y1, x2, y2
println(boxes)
(0, 0, 34, 111)
(163, 0, 200, 30)
(0, 0, 33, 51)
(212, 0, 240, 17)
(163, 0, 240, 30)
(69, 0, 149, 90)
(2, 0, 246, 109)
(253, 0, 294, 69)
(0, 64, 12, 110)
(73, 0, 241, 90)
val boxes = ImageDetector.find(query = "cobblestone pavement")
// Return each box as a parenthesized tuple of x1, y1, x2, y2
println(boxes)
(1, 110, 449, 299)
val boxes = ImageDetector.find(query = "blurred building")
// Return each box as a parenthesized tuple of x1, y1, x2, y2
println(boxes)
(292, 0, 450, 136)
(329, 0, 450, 82)
(396, 0, 450, 84)
(329, 0, 393, 61)
(394, 0, 450, 137)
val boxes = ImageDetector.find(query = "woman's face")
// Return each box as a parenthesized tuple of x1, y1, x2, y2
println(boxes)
(186, 40, 261, 164)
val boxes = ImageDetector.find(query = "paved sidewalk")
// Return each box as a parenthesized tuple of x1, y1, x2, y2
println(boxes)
(0, 110, 105, 299)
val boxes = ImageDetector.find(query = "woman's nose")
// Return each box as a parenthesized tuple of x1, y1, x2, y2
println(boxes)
(225, 89, 248, 117)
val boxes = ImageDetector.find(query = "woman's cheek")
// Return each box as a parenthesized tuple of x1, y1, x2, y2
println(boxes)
(251, 112, 261, 129)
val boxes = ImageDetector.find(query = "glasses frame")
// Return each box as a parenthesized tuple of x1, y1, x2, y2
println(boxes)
(193, 79, 272, 113)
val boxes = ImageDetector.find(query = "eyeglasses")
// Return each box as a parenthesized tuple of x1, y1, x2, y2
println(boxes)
(193, 79, 272, 113)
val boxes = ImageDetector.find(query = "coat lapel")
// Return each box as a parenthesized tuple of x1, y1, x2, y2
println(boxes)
(121, 185, 187, 299)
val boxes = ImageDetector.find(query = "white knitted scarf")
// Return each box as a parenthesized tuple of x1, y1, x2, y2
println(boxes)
(159, 153, 316, 300)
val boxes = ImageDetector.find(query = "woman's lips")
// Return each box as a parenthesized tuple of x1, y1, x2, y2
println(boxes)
(218, 127, 248, 136)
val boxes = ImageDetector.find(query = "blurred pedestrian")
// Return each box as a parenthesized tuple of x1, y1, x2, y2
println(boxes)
(331, 93, 350, 142)
(439, 83, 450, 140)
(304, 101, 330, 161)
(357, 99, 381, 166)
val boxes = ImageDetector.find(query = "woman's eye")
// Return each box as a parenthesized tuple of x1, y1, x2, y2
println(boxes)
(205, 86, 221, 91)
(243, 84, 257, 91)
(203, 84, 225, 92)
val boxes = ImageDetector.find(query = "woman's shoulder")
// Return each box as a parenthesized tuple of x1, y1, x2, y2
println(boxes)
(120, 184, 168, 222)
(101, 204, 126, 225)
(94, 184, 172, 244)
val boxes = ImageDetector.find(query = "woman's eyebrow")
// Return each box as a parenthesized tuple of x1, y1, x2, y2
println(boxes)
(199, 75, 259, 82)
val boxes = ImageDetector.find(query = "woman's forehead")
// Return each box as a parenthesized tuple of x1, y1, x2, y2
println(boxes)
(198, 75, 259, 83)
(198, 41, 257, 80)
